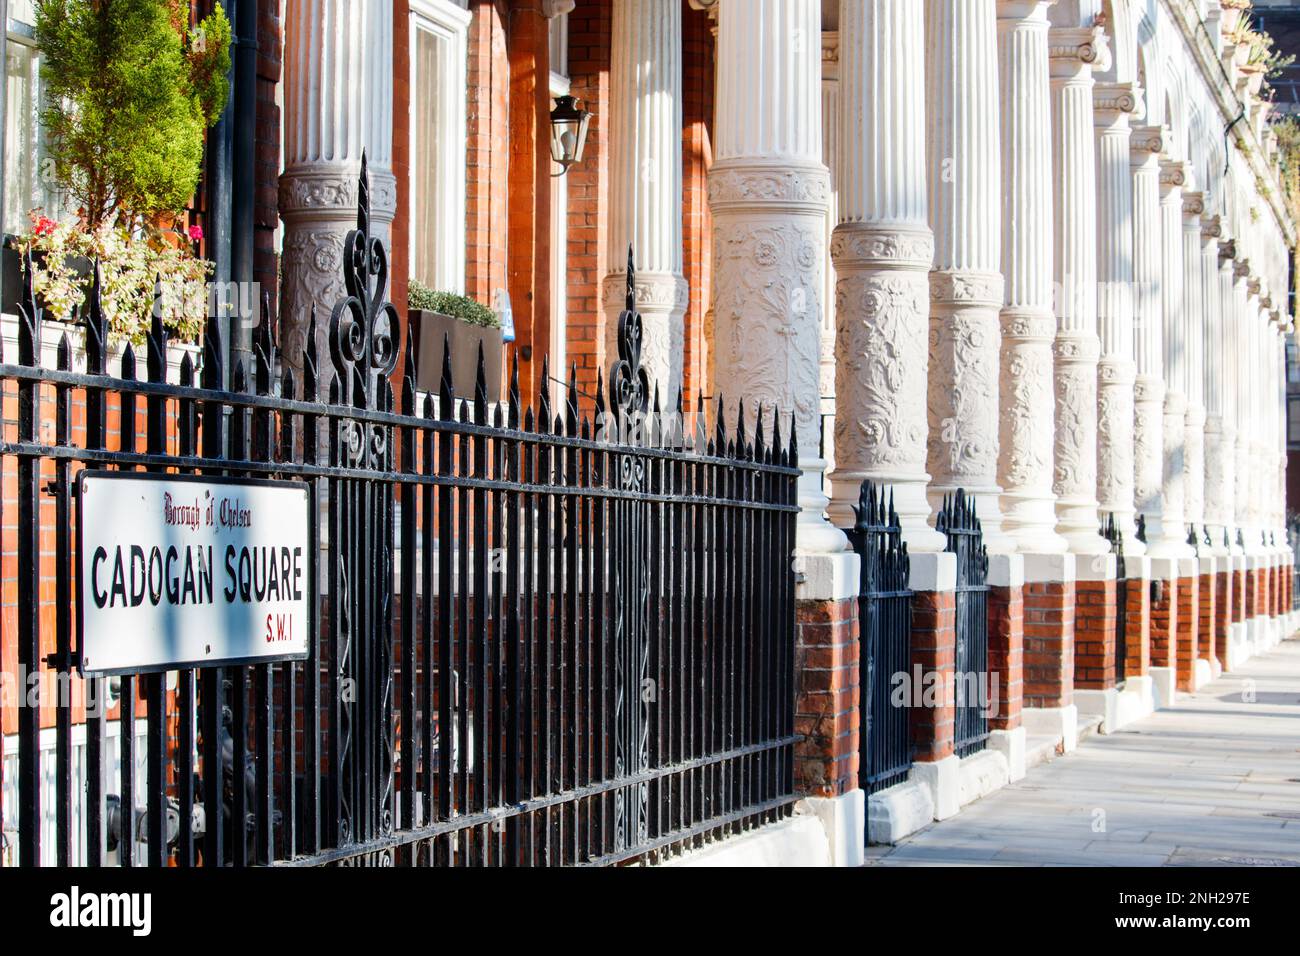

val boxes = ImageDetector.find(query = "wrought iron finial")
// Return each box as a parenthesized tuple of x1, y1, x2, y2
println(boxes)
(610, 246, 649, 419)
(329, 152, 401, 417)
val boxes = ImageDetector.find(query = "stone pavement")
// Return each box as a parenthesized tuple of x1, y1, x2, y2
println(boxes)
(865, 638, 1300, 867)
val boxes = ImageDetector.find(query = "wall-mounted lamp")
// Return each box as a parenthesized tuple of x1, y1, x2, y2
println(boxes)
(549, 95, 591, 176)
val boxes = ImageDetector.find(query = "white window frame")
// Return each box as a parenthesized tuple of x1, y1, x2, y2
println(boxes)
(408, 0, 471, 294)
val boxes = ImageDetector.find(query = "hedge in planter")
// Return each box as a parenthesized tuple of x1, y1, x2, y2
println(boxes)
(409, 281, 504, 398)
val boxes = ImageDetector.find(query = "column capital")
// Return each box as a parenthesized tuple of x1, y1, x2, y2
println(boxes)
(1130, 124, 1168, 160)
(1048, 25, 1106, 75)
(687, 0, 717, 16)
(1201, 214, 1222, 242)
(1247, 274, 1262, 296)
(1093, 80, 1142, 121)
(1219, 237, 1237, 264)
(1182, 190, 1206, 220)
(1235, 258, 1251, 281)
(1159, 158, 1188, 194)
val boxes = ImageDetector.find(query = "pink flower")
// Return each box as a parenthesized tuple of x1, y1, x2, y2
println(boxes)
(34, 216, 56, 237)
(188, 224, 204, 242)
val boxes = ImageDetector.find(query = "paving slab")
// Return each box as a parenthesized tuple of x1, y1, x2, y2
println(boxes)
(866, 638, 1300, 867)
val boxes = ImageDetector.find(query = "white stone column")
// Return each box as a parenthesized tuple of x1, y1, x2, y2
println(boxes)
(1048, 26, 1108, 555)
(1217, 239, 1238, 546)
(1130, 125, 1166, 537)
(1246, 276, 1263, 539)
(710, 0, 845, 554)
(926, 0, 1013, 553)
(995, 0, 1066, 554)
(603, 0, 688, 401)
(1201, 214, 1229, 549)
(828, 0, 944, 550)
(820, 32, 840, 473)
(1148, 159, 1191, 556)
(280, 0, 395, 376)
(1093, 80, 1142, 551)
(1182, 190, 1207, 538)
(1233, 259, 1252, 545)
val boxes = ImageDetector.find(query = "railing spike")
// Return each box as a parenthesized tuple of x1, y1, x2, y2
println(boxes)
(439, 332, 455, 420)
(304, 305, 319, 402)
(509, 350, 521, 428)
(474, 340, 488, 422)
(57, 332, 71, 371)
(567, 361, 579, 435)
(715, 394, 727, 448)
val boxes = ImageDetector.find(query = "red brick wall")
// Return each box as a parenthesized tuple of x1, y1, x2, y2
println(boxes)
(794, 597, 859, 797)
(1150, 574, 1176, 667)
(681, 1, 714, 410)
(1022, 580, 1074, 708)
(1198, 571, 1217, 663)
(910, 589, 955, 762)
(1232, 567, 1246, 623)
(1175, 575, 1198, 691)
(987, 585, 1022, 731)
(1214, 570, 1231, 664)
(465, 1, 511, 317)
(255, 0, 282, 323)
(1074, 578, 1116, 691)
(564, 0, 612, 408)
(1124, 575, 1150, 679)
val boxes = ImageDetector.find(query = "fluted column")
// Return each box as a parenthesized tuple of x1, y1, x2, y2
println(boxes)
(1182, 190, 1207, 537)
(1130, 125, 1166, 534)
(280, 0, 395, 376)
(710, 0, 844, 553)
(828, 0, 944, 550)
(1201, 214, 1229, 549)
(1093, 80, 1142, 551)
(926, 0, 1013, 552)
(1148, 159, 1191, 556)
(1246, 275, 1263, 539)
(603, 0, 688, 400)
(1217, 239, 1238, 544)
(1048, 26, 1108, 554)
(1233, 259, 1251, 544)
(995, 0, 1066, 553)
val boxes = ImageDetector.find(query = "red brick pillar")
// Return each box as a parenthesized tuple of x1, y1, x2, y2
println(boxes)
(794, 597, 859, 799)
(1175, 572, 1199, 692)
(792, 550, 866, 863)
(986, 554, 1025, 782)
(1214, 567, 1231, 666)
(1197, 560, 1217, 671)
(1123, 567, 1151, 680)
(987, 584, 1023, 733)
(910, 588, 955, 765)
(1074, 576, 1116, 691)
(1022, 569, 1075, 710)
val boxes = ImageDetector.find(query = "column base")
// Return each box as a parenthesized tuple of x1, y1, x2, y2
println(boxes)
(795, 789, 865, 867)
(866, 779, 934, 845)
(1148, 665, 1177, 708)
(909, 754, 962, 821)
(988, 726, 1027, 782)
(957, 749, 1011, 808)
(1074, 687, 1119, 734)
(1114, 675, 1156, 727)
(1021, 704, 1079, 755)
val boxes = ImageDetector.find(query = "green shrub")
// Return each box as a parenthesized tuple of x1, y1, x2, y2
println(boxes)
(35, 0, 232, 230)
(408, 279, 500, 328)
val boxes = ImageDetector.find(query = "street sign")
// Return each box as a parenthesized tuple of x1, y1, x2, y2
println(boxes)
(77, 472, 312, 674)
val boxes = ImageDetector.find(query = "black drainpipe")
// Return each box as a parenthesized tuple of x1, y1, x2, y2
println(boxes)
(230, 0, 259, 374)
(206, 0, 234, 388)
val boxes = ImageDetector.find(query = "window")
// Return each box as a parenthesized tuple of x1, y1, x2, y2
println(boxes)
(3, 0, 63, 236)
(1289, 394, 1300, 452)
(409, 0, 471, 294)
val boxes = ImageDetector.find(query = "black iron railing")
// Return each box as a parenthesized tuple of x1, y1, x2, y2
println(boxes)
(0, 163, 800, 867)
(937, 489, 988, 759)
(845, 481, 912, 796)
(1102, 513, 1127, 687)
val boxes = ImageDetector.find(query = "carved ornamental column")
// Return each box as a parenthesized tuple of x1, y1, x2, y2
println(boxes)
(828, 0, 944, 549)
(1182, 190, 1207, 537)
(926, 0, 1014, 552)
(1148, 159, 1191, 556)
(1217, 238, 1238, 543)
(1048, 25, 1108, 554)
(1130, 125, 1166, 535)
(710, 0, 845, 553)
(1201, 214, 1229, 547)
(603, 0, 688, 400)
(1233, 259, 1252, 541)
(995, 0, 1066, 554)
(1093, 79, 1142, 551)
(280, 0, 395, 376)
